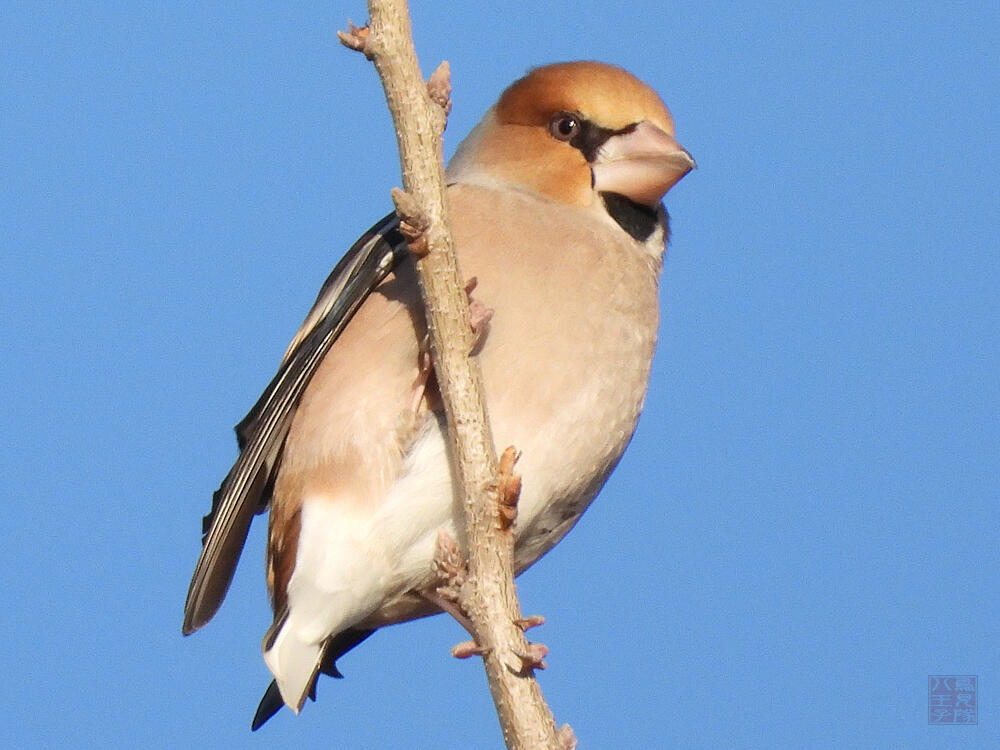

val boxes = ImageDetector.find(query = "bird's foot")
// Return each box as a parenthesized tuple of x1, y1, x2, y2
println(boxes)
(495, 446, 522, 530)
(409, 333, 433, 415)
(421, 530, 479, 638)
(464, 277, 493, 353)
(431, 528, 466, 600)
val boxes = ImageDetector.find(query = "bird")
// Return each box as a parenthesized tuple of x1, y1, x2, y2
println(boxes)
(183, 60, 694, 729)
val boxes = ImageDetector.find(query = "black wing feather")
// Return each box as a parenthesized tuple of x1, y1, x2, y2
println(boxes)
(182, 213, 407, 635)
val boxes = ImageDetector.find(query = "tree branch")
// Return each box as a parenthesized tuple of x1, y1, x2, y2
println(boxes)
(339, 4, 570, 748)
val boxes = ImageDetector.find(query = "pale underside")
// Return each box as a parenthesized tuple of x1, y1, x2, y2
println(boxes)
(263, 182, 663, 707)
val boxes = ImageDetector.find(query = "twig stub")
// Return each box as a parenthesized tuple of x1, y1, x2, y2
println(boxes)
(427, 61, 453, 116)
(336, 22, 373, 58)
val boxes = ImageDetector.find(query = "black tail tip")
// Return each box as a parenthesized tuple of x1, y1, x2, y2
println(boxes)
(251, 680, 283, 731)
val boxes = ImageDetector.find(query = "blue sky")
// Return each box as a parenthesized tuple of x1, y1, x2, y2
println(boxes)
(2, 2, 997, 748)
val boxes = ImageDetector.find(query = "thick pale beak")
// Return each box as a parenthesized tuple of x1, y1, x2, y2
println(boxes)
(593, 121, 695, 206)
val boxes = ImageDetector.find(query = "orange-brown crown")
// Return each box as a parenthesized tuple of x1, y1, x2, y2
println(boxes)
(495, 61, 676, 137)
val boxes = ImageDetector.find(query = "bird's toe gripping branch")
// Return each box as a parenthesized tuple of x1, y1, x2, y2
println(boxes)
(408, 277, 491, 415)
(431, 527, 466, 603)
(409, 332, 434, 416)
(426, 446, 528, 660)
(464, 277, 493, 353)
(422, 528, 481, 649)
(495, 445, 521, 530)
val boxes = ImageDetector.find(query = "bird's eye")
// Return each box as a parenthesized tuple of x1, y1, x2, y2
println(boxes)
(549, 113, 580, 142)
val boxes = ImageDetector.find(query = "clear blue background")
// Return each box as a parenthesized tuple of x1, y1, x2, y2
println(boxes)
(2, 2, 997, 748)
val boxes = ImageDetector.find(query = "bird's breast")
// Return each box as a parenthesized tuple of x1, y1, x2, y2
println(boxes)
(448, 184, 662, 567)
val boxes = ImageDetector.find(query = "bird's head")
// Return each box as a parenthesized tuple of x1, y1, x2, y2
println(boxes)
(447, 61, 694, 219)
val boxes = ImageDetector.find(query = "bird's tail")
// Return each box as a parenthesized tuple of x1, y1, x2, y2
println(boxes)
(253, 627, 376, 729)
(262, 615, 324, 714)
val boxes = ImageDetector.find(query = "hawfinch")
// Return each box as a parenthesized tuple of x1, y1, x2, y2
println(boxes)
(183, 60, 694, 728)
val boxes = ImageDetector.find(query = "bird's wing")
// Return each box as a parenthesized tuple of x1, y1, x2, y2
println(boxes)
(182, 212, 408, 635)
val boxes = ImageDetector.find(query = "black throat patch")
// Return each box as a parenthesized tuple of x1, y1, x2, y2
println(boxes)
(600, 192, 662, 243)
